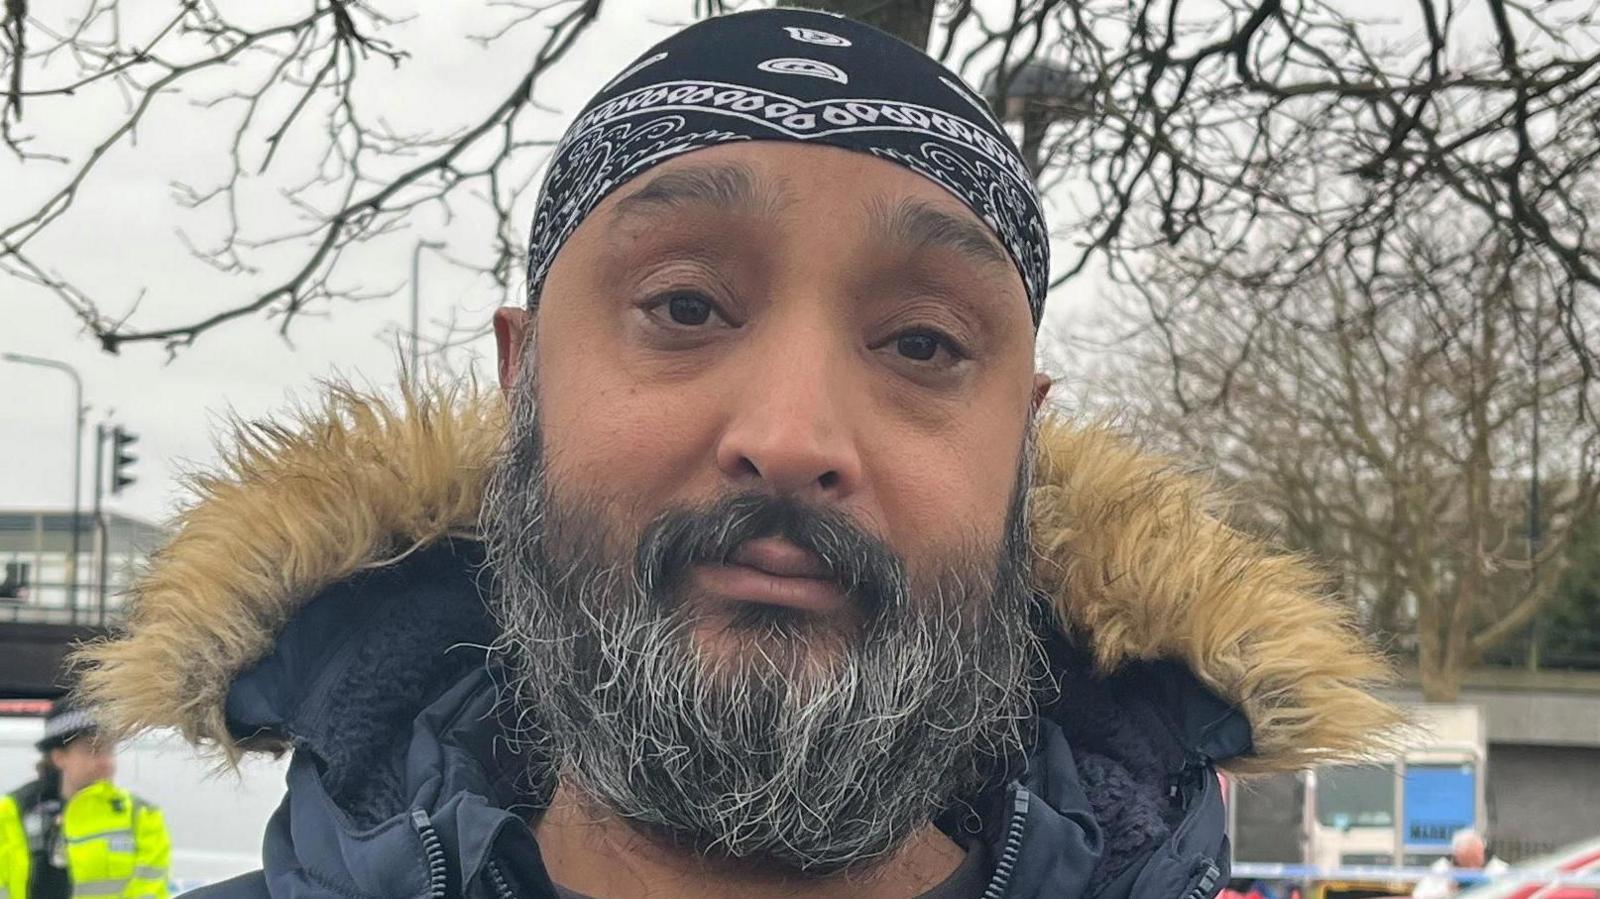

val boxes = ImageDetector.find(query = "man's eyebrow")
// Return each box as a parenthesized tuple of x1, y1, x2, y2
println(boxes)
(871, 198, 1012, 272)
(610, 162, 786, 219)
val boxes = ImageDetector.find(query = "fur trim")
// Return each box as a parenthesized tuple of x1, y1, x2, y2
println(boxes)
(75, 382, 503, 761)
(1030, 419, 1398, 773)
(75, 384, 1396, 770)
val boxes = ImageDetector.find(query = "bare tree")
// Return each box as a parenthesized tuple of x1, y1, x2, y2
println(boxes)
(1, 1, 601, 354)
(4, 0, 1599, 394)
(1113, 213, 1600, 700)
(1050, 0, 1600, 417)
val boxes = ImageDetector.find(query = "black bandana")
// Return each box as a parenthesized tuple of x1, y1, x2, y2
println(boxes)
(525, 8, 1050, 326)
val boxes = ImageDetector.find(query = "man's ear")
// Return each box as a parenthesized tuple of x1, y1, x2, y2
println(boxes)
(1031, 372, 1053, 413)
(494, 307, 534, 395)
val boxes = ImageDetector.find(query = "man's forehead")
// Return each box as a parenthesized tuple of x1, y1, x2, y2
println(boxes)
(604, 148, 1015, 274)
(609, 156, 790, 219)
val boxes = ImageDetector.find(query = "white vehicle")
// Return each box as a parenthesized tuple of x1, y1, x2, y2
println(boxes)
(0, 712, 287, 893)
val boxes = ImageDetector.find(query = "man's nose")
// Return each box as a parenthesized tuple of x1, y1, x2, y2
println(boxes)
(713, 336, 863, 502)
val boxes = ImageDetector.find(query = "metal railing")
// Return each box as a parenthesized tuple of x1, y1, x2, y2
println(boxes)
(1492, 840, 1560, 864)
(0, 574, 127, 627)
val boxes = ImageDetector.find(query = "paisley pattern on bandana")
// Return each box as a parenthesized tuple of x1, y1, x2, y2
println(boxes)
(526, 9, 1050, 326)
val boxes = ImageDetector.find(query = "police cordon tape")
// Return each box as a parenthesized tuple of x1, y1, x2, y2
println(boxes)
(1231, 863, 1600, 888)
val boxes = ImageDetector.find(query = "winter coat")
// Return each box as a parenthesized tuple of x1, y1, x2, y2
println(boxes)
(75, 386, 1397, 899)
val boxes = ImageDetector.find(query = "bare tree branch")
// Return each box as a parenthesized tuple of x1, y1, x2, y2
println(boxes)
(1109, 210, 1600, 698)
(2, 0, 602, 354)
(1, 0, 1597, 420)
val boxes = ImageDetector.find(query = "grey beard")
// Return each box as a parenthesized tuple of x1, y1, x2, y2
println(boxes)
(481, 363, 1043, 875)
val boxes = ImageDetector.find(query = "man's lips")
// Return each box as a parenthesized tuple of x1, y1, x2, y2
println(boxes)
(731, 537, 832, 579)
(689, 537, 844, 614)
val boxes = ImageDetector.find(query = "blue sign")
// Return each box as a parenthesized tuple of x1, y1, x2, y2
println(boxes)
(1403, 763, 1475, 848)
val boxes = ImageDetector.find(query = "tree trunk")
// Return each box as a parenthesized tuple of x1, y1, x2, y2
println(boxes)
(1415, 587, 1453, 700)
(783, 0, 937, 49)
(1418, 660, 1463, 702)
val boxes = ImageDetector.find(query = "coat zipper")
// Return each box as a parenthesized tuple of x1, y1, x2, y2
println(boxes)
(1171, 753, 1212, 809)
(487, 859, 517, 899)
(1184, 861, 1223, 899)
(981, 786, 1032, 899)
(1175, 753, 1223, 899)
(411, 808, 450, 899)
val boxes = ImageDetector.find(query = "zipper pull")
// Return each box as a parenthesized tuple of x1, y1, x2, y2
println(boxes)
(1174, 754, 1212, 808)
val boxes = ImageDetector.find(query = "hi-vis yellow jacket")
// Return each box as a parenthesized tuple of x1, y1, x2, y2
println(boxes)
(0, 780, 169, 899)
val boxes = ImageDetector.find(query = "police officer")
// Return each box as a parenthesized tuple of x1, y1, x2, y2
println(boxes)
(0, 699, 170, 899)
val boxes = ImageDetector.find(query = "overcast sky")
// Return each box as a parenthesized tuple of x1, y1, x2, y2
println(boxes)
(1, 0, 1470, 526)
(0, 4, 699, 524)
(1, 1, 1119, 527)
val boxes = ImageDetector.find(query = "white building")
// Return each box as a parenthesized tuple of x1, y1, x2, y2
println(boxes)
(0, 508, 166, 627)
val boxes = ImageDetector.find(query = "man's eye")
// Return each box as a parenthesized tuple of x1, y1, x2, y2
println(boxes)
(649, 291, 726, 324)
(896, 333, 940, 361)
(892, 329, 962, 363)
(664, 292, 714, 326)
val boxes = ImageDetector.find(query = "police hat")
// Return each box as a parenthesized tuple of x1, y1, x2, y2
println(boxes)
(35, 697, 101, 752)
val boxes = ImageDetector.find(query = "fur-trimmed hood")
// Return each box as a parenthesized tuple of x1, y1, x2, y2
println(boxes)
(77, 382, 1396, 773)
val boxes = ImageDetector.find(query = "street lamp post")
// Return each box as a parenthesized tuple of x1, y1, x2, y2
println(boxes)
(3, 353, 86, 620)
(410, 240, 447, 386)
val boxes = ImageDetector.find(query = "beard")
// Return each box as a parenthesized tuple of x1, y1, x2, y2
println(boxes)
(481, 361, 1043, 875)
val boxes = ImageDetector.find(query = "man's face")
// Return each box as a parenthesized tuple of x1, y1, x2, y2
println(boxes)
(1454, 835, 1487, 869)
(503, 142, 1039, 638)
(487, 142, 1046, 872)
(51, 736, 116, 789)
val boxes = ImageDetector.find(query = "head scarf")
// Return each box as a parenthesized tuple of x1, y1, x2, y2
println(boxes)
(525, 8, 1050, 326)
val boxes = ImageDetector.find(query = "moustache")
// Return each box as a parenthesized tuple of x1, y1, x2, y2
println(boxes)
(633, 493, 908, 620)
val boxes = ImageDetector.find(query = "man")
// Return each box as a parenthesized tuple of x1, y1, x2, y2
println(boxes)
(77, 9, 1396, 899)
(0, 699, 170, 899)
(1412, 830, 1511, 899)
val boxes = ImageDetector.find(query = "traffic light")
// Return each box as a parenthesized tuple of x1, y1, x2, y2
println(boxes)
(111, 426, 138, 495)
